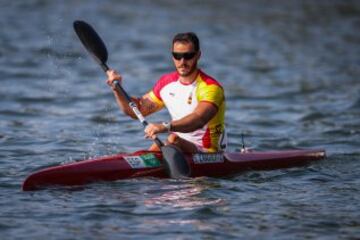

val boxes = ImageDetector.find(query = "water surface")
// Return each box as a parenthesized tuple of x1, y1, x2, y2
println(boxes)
(1, 1, 360, 239)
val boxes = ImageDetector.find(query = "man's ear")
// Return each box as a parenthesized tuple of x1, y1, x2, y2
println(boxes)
(197, 51, 201, 60)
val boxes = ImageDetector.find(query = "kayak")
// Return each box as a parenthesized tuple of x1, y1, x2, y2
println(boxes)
(39, 22, 326, 192)
(22, 148, 325, 191)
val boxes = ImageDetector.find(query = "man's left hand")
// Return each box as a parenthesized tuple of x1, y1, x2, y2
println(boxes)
(144, 123, 167, 139)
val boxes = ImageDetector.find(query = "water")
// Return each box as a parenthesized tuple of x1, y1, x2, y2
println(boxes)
(1, 0, 360, 239)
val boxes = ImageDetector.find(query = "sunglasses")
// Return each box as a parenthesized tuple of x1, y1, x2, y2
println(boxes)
(172, 51, 197, 60)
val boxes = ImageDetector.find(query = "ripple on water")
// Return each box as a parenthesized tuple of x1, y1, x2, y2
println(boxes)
(350, 96, 360, 109)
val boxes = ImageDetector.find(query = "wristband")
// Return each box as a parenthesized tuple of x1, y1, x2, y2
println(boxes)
(162, 122, 171, 132)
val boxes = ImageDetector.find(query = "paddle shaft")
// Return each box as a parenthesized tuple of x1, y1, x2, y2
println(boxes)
(100, 63, 163, 148)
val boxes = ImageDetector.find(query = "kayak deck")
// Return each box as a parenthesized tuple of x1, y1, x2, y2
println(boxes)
(22, 149, 325, 191)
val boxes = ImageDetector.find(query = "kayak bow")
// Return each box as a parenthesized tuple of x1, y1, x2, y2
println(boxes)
(22, 148, 325, 191)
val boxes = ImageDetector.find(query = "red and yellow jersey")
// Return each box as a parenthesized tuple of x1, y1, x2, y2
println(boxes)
(148, 70, 226, 152)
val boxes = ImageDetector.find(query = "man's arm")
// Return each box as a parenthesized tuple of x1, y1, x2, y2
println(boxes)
(112, 91, 162, 119)
(106, 69, 162, 119)
(143, 101, 218, 138)
(170, 101, 218, 132)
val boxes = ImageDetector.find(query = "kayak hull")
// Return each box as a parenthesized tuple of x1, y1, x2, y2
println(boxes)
(22, 149, 325, 191)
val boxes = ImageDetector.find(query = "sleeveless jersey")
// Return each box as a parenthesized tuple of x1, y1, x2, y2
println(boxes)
(148, 70, 226, 152)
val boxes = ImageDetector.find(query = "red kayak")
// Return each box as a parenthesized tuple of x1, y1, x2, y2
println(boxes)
(22, 149, 325, 191)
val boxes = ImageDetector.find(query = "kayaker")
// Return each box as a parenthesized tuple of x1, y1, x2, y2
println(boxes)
(106, 32, 226, 153)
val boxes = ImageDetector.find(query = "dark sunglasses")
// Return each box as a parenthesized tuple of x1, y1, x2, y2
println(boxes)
(172, 51, 197, 60)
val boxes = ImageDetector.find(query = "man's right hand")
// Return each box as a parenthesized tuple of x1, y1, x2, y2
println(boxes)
(106, 69, 122, 90)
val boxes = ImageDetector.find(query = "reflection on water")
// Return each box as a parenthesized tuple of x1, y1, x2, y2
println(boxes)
(141, 180, 226, 236)
(143, 218, 217, 232)
(144, 181, 224, 210)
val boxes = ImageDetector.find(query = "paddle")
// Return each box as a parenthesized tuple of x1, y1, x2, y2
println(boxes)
(73, 20, 190, 178)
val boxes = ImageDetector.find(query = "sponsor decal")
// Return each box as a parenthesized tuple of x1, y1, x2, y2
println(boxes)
(124, 153, 161, 169)
(193, 153, 224, 164)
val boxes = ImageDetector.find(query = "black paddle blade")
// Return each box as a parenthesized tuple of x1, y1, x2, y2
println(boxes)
(161, 145, 190, 178)
(73, 20, 109, 71)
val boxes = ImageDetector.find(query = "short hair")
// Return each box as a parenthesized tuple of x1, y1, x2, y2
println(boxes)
(172, 32, 200, 52)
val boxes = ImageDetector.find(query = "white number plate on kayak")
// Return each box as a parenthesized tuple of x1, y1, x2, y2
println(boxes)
(124, 153, 161, 169)
(193, 153, 224, 164)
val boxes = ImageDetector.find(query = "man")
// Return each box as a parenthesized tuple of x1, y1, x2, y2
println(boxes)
(106, 32, 226, 153)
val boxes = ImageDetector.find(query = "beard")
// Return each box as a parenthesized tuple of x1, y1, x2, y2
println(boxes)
(176, 61, 198, 77)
